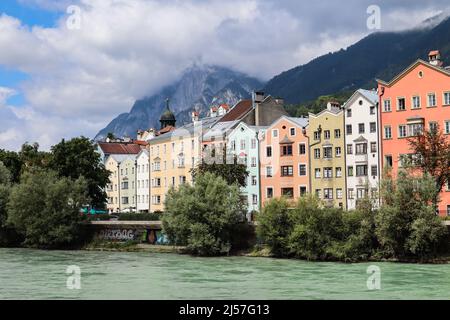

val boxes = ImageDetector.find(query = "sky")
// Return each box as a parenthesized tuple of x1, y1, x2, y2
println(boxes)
(0, 0, 449, 151)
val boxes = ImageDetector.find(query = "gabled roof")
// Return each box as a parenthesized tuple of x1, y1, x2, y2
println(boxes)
(98, 142, 142, 155)
(377, 59, 450, 87)
(136, 149, 149, 160)
(267, 115, 309, 131)
(219, 99, 253, 122)
(343, 89, 378, 108)
(106, 154, 136, 164)
(308, 107, 343, 118)
(203, 120, 239, 141)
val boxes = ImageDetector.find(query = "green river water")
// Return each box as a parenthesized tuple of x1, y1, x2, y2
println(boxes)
(0, 248, 449, 300)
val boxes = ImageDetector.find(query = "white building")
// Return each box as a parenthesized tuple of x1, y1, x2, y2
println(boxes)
(343, 89, 380, 210)
(136, 149, 150, 212)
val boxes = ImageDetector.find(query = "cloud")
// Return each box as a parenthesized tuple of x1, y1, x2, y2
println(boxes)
(0, 0, 449, 150)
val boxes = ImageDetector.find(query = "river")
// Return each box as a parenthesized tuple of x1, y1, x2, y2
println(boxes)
(0, 248, 449, 299)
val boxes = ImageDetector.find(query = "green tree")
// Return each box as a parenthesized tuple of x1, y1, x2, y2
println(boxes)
(0, 162, 12, 245)
(375, 170, 447, 259)
(48, 137, 110, 209)
(19, 142, 50, 171)
(7, 169, 88, 249)
(256, 197, 293, 257)
(0, 149, 22, 183)
(162, 172, 246, 256)
(408, 126, 450, 211)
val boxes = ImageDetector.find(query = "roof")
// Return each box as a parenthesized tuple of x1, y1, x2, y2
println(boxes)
(137, 149, 149, 159)
(106, 154, 136, 164)
(286, 117, 309, 128)
(343, 89, 378, 108)
(98, 142, 142, 155)
(429, 50, 440, 56)
(219, 104, 230, 110)
(134, 140, 149, 146)
(377, 59, 450, 87)
(219, 99, 253, 122)
(157, 125, 175, 135)
(203, 120, 239, 141)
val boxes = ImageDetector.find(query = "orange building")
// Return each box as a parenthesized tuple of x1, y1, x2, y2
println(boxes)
(260, 116, 309, 206)
(377, 51, 450, 216)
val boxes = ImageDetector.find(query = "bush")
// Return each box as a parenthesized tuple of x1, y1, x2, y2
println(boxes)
(162, 172, 247, 256)
(7, 169, 88, 249)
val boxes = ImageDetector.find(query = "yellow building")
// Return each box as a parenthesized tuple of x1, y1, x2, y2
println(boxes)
(308, 102, 347, 209)
(149, 117, 218, 212)
(105, 155, 137, 213)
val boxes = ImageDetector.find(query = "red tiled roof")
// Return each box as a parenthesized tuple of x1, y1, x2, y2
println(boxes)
(219, 99, 252, 122)
(98, 142, 141, 155)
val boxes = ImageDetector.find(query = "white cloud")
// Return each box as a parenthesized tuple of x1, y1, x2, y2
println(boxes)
(0, 0, 449, 150)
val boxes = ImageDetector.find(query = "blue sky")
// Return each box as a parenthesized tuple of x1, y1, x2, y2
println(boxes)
(0, 0, 449, 151)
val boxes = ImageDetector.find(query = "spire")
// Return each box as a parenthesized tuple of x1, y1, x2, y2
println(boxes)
(160, 97, 176, 129)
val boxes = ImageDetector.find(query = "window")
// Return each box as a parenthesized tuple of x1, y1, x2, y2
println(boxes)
(336, 189, 343, 199)
(335, 129, 341, 138)
(251, 157, 257, 167)
(324, 188, 333, 199)
(347, 166, 354, 177)
(412, 96, 421, 109)
(444, 92, 450, 105)
(323, 147, 332, 159)
(356, 165, 368, 177)
(347, 109, 352, 117)
(314, 148, 321, 159)
(281, 145, 293, 156)
(384, 126, 392, 139)
(370, 106, 375, 115)
(272, 129, 278, 138)
(281, 166, 294, 177)
(122, 197, 129, 205)
(385, 155, 393, 168)
(397, 97, 406, 110)
(324, 130, 331, 139)
(251, 139, 257, 149)
(315, 189, 322, 199)
(299, 164, 307, 176)
(429, 122, 438, 133)
(371, 165, 378, 177)
(240, 139, 246, 150)
(399, 125, 408, 138)
(231, 140, 236, 151)
(445, 121, 450, 134)
(266, 166, 273, 178)
(251, 176, 257, 186)
(290, 128, 296, 136)
(179, 176, 187, 185)
(314, 131, 320, 140)
(357, 188, 366, 199)
(267, 188, 274, 199)
(428, 93, 436, 107)
(384, 99, 391, 112)
(356, 143, 367, 155)
(315, 168, 321, 178)
(323, 167, 333, 178)
(346, 125, 352, 135)
(370, 122, 376, 133)
(252, 194, 258, 205)
(348, 189, 354, 199)
(336, 167, 342, 178)
(121, 181, 129, 190)
(447, 205, 450, 217)
(358, 123, 365, 134)
(299, 186, 307, 197)
(281, 188, 294, 198)
(347, 144, 353, 155)
(266, 146, 272, 157)
(299, 143, 306, 155)
(335, 147, 342, 157)
(371, 142, 377, 153)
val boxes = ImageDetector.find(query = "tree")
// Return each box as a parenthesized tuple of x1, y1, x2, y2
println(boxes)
(162, 172, 247, 256)
(7, 169, 88, 248)
(408, 126, 450, 211)
(19, 142, 50, 171)
(48, 137, 110, 209)
(106, 132, 116, 140)
(256, 198, 293, 257)
(0, 149, 22, 183)
(0, 162, 11, 244)
(375, 170, 447, 259)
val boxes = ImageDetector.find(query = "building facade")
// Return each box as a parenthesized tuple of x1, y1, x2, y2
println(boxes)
(105, 155, 137, 213)
(343, 89, 381, 210)
(308, 103, 347, 209)
(378, 51, 450, 216)
(228, 122, 267, 216)
(260, 116, 310, 206)
(136, 149, 150, 213)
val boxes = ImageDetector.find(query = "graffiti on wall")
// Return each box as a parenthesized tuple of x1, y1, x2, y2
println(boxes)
(97, 229, 136, 241)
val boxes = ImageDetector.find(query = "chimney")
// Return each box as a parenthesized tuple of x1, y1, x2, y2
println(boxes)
(252, 91, 265, 104)
(327, 101, 341, 111)
(191, 110, 199, 123)
(210, 106, 218, 118)
(428, 50, 443, 67)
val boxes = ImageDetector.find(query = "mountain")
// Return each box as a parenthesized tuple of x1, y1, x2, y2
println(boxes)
(95, 65, 264, 140)
(264, 16, 450, 104)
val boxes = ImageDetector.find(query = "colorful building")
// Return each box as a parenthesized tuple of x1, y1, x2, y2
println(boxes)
(104, 155, 137, 213)
(343, 89, 381, 209)
(260, 116, 309, 206)
(136, 149, 150, 213)
(228, 122, 267, 216)
(377, 51, 450, 216)
(308, 103, 347, 209)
